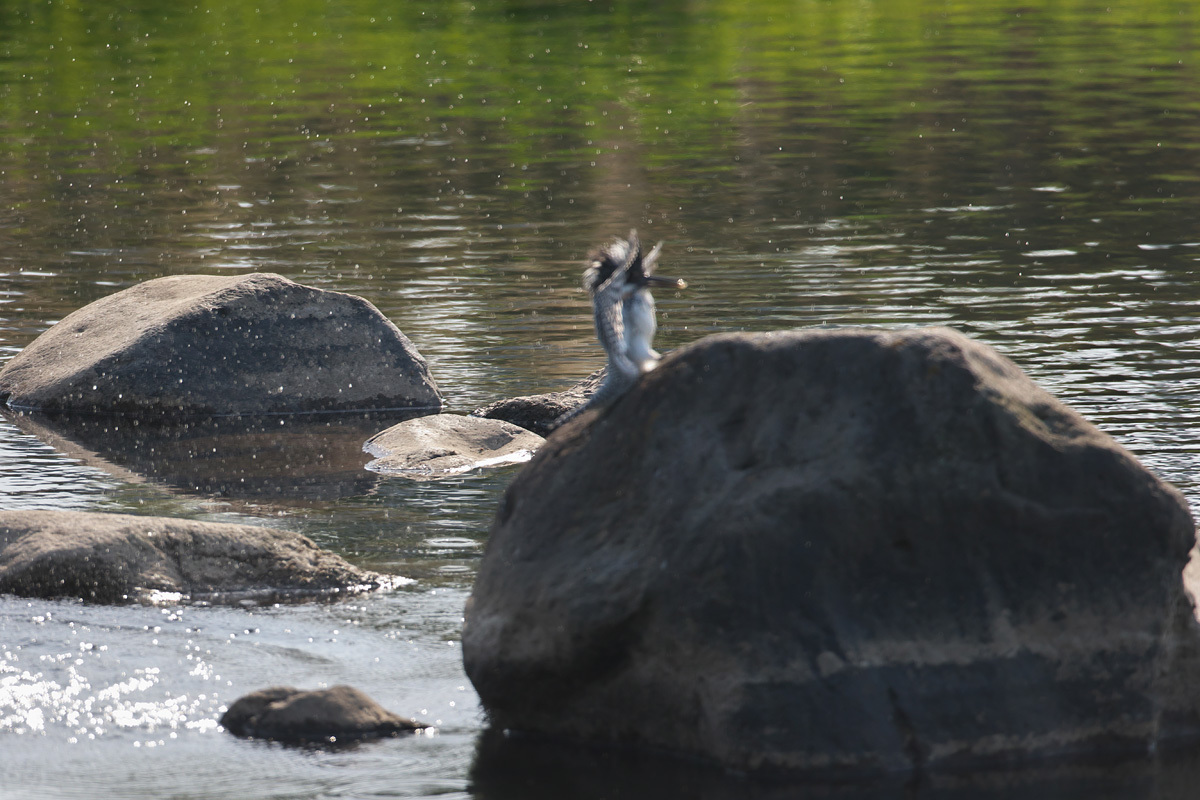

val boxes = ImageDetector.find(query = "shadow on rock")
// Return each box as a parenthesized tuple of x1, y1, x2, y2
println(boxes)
(4, 408, 429, 503)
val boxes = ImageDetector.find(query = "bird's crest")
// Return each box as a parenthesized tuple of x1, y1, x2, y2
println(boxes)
(583, 229, 663, 294)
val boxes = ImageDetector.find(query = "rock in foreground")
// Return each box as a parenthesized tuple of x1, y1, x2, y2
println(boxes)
(365, 414, 543, 480)
(0, 510, 389, 604)
(462, 327, 1200, 777)
(0, 273, 442, 415)
(221, 685, 427, 743)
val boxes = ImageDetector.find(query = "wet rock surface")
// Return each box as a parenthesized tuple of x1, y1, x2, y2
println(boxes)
(221, 685, 427, 743)
(462, 327, 1200, 777)
(365, 413, 544, 480)
(0, 272, 443, 415)
(471, 368, 605, 435)
(0, 509, 388, 604)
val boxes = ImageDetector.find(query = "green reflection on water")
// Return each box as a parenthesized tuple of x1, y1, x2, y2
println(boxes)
(2, 1, 1198, 231)
(2, 0, 1200, 506)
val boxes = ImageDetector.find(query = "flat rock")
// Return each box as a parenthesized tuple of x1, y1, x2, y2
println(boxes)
(221, 685, 427, 743)
(462, 327, 1200, 778)
(0, 272, 443, 415)
(364, 413, 543, 480)
(471, 368, 605, 435)
(0, 509, 393, 604)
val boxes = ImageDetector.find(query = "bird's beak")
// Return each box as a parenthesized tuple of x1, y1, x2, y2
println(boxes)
(644, 275, 688, 289)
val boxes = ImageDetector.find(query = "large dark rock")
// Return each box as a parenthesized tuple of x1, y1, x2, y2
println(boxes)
(364, 414, 543, 480)
(0, 509, 391, 604)
(462, 327, 1200, 778)
(221, 685, 427, 743)
(472, 368, 605, 435)
(0, 273, 442, 415)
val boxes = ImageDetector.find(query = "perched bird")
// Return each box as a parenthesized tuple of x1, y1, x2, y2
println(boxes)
(553, 229, 686, 429)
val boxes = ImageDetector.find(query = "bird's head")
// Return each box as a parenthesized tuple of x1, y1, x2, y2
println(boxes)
(583, 229, 686, 295)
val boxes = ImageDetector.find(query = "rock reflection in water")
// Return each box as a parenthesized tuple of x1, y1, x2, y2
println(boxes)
(2, 409, 429, 504)
(470, 728, 1200, 800)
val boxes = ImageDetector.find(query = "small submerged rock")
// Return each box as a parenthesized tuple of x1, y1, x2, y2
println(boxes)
(0, 272, 443, 415)
(0, 509, 394, 604)
(221, 685, 428, 744)
(364, 414, 543, 480)
(471, 368, 605, 436)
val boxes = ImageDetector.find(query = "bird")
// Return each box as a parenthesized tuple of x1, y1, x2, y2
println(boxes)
(553, 229, 686, 429)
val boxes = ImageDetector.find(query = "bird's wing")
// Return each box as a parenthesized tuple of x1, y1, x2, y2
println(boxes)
(625, 229, 641, 268)
(593, 279, 639, 380)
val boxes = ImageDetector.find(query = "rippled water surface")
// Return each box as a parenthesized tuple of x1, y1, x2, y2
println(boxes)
(4, 1, 1200, 798)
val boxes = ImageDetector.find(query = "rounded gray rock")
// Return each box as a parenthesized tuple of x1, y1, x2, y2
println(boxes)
(0, 272, 443, 415)
(462, 327, 1200, 777)
(221, 685, 427, 743)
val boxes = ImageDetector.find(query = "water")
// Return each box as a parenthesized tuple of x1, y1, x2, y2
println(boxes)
(3, 1, 1200, 797)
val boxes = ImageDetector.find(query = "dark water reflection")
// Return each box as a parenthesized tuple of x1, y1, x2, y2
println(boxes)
(4, 0, 1200, 797)
(1, 409, 427, 503)
(470, 730, 1200, 800)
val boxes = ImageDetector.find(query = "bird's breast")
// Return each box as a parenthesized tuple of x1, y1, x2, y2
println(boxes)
(625, 291, 660, 369)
